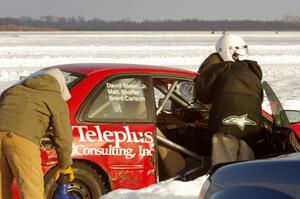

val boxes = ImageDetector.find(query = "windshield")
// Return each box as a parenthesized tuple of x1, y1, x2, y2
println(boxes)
(263, 81, 290, 127)
(20, 69, 84, 89)
(61, 71, 84, 89)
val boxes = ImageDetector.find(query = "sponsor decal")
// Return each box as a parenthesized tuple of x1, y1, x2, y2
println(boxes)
(222, 114, 256, 131)
(72, 125, 154, 159)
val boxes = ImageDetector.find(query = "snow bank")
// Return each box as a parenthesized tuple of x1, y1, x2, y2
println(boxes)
(100, 175, 208, 199)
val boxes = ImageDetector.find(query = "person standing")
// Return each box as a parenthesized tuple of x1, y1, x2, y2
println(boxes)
(195, 33, 263, 166)
(0, 68, 74, 199)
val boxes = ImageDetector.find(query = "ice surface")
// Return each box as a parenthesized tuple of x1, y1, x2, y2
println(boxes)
(100, 175, 208, 199)
(1, 31, 300, 111)
(1, 31, 300, 199)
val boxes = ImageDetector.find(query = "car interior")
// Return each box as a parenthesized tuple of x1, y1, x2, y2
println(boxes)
(153, 78, 299, 181)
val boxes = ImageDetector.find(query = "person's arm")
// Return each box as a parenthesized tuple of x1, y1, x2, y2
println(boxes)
(244, 60, 264, 101)
(198, 53, 223, 73)
(195, 63, 228, 104)
(194, 73, 212, 104)
(51, 100, 73, 169)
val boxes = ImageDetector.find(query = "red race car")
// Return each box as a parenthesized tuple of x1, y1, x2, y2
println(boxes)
(12, 63, 300, 198)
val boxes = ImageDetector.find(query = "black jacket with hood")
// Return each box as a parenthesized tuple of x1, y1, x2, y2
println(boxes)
(195, 58, 263, 147)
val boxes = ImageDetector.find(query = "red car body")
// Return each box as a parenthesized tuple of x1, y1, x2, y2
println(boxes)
(12, 63, 196, 198)
(11, 63, 300, 198)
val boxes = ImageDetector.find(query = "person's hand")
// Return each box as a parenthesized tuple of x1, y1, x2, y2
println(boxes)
(53, 166, 75, 182)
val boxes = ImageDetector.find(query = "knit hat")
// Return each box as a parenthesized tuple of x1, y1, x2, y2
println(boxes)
(44, 68, 71, 101)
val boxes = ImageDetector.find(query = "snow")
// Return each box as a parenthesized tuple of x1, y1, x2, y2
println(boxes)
(1, 31, 300, 110)
(100, 175, 208, 199)
(1, 31, 300, 198)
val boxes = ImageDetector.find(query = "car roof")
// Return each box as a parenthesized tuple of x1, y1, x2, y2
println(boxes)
(48, 63, 197, 77)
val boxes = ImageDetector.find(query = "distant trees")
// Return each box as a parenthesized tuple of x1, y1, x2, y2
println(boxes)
(283, 15, 300, 23)
(0, 16, 300, 31)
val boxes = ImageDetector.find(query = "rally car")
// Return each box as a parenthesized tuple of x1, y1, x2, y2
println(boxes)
(12, 63, 300, 199)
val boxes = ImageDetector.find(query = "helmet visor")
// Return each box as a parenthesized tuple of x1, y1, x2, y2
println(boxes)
(235, 45, 249, 57)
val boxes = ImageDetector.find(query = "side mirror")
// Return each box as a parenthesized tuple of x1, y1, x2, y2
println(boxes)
(283, 110, 300, 124)
(158, 98, 172, 112)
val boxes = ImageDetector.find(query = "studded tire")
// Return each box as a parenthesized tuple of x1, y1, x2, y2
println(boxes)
(44, 161, 107, 199)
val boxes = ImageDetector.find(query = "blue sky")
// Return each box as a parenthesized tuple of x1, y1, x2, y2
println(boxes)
(0, 0, 299, 20)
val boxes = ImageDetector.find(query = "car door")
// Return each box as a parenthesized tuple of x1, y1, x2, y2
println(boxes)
(74, 74, 157, 190)
(257, 81, 299, 157)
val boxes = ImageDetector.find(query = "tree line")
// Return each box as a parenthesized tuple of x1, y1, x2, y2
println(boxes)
(0, 16, 300, 31)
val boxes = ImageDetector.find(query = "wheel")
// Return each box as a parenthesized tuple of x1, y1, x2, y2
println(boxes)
(44, 161, 107, 199)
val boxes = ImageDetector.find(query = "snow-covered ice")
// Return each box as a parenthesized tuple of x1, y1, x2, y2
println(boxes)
(100, 175, 208, 199)
(1, 31, 300, 111)
(1, 31, 300, 199)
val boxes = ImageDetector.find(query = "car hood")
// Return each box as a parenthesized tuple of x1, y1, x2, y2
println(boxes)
(210, 152, 300, 185)
(270, 152, 300, 160)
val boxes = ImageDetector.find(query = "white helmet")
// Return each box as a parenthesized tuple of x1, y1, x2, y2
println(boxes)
(215, 33, 249, 62)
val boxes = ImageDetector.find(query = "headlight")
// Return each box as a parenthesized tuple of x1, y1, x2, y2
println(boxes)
(198, 176, 211, 199)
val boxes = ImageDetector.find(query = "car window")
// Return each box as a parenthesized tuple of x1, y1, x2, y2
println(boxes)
(154, 79, 194, 110)
(86, 77, 149, 121)
(154, 87, 166, 109)
(175, 81, 194, 105)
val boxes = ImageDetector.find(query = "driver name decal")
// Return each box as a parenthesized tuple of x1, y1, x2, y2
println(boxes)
(106, 82, 147, 102)
(72, 125, 154, 159)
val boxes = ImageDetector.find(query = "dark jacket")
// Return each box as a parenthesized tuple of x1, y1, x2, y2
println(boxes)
(198, 53, 223, 73)
(0, 74, 73, 169)
(195, 60, 263, 146)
